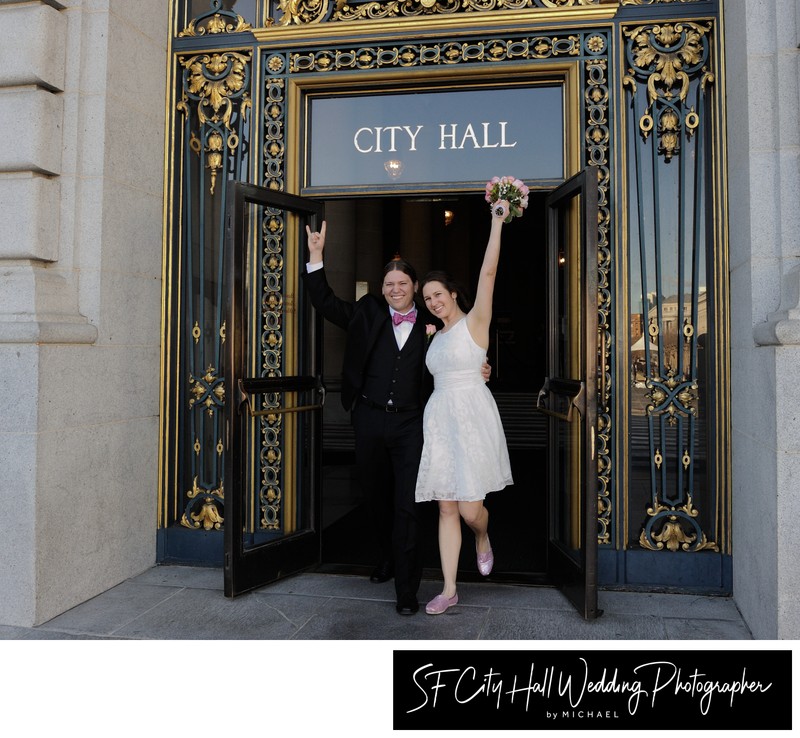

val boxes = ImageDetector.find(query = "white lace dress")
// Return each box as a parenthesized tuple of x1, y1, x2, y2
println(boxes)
(415, 317, 513, 502)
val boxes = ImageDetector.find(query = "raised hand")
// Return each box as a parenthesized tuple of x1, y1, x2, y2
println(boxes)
(491, 200, 510, 221)
(305, 221, 327, 264)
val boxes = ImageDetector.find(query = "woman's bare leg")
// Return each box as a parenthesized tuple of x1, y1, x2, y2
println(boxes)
(459, 500, 490, 554)
(437, 500, 461, 598)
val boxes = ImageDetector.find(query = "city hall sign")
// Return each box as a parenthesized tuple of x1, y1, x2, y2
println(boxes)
(304, 84, 564, 192)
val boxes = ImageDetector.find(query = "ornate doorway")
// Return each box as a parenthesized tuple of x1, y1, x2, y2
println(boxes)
(160, 0, 732, 598)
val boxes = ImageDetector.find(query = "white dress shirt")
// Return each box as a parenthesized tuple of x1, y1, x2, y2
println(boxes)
(388, 307, 416, 349)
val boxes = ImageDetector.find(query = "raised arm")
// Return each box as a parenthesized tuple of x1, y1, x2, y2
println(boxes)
(306, 220, 327, 264)
(302, 220, 355, 330)
(466, 202, 507, 349)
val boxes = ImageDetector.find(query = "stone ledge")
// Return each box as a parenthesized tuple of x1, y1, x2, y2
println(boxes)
(0, 319, 97, 344)
(0, 88, 63, 175)
(754, 263, 800, 346)
(0, 174, 60, 261)
(0, 3, 66, 91)
(754, 319, 800, 346)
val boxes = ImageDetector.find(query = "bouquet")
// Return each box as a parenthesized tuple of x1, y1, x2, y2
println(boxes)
(484, 175, 529, 223)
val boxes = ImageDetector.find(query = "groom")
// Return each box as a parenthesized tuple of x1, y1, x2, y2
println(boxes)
(302, 221, 438, 615)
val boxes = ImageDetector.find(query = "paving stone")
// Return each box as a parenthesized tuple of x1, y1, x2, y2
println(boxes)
(129, 565, 224, 591)
(478, 608, 670, 641)
(291, 597, 488, 640)
(662, 617, 754, 640)
(600, 591, 745, 621)
(112, 587, 331, 639)
(37, 582, 183, 637)
(0, 625, 37, 640)
(3, 567, 752, 641)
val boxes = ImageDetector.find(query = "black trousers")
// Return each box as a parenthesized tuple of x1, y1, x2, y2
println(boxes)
(352, 401, 424, 600)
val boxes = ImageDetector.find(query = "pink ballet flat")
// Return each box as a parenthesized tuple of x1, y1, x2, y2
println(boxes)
(477, 542, 494, 576)
(425, 593, 458, 615)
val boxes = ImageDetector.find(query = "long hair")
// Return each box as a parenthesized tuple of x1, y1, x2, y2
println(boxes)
(383, 258, 418, 284)
(420, 270, 473, 313)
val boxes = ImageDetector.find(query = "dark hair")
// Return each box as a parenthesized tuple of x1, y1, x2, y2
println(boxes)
(383, 258, 418, 284)
(420, 270, 473, 312)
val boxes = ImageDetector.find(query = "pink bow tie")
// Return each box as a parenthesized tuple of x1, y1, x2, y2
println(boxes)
(392, 310, 417, 326)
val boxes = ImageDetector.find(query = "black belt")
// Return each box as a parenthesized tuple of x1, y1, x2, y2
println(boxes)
(360, 395, 420, 413)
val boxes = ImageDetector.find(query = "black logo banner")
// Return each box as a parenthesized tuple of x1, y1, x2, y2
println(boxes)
(393, 649, 791, 730)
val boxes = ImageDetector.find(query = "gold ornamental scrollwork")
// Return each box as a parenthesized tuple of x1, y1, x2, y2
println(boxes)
(639, 496, 719, 553)
(291, 34, 582, 73)
(177, 51, 252, 195)
(273, 0, 605, 24)
(645, 369, 697, 426)
(622, 0, 700, 4)
(179, 0, 253, 36)
(188, 365, 226, 416)
(279, 0, 331, 25)
(181, 477, 225, 531)
(332, 0, 460, 22)
(540, 0, 600, 5)
(623, 22, 713, 161)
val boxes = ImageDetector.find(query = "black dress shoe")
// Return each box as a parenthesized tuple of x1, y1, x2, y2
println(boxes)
(396, 595, 419, 615)
(370, 561, 394, 583)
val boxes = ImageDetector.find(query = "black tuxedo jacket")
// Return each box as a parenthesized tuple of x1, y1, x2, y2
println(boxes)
(302, 266, 440, 410)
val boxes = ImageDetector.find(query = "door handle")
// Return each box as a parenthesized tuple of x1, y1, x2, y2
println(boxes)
(238, 380, 326, 417)
(535, 377, 584, 422)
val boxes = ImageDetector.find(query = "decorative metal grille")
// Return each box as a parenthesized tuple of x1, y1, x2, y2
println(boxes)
(623, 20, 720, 552)
(174, 45, 252, 531)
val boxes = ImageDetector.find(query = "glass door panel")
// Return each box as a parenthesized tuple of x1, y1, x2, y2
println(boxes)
(540, 168, 600, 619)
(224, 182, 325, 597)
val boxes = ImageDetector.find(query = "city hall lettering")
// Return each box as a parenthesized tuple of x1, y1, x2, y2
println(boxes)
(353, 122, 518, 153)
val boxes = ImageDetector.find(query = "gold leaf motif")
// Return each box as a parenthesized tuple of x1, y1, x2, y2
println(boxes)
(586, 35, 606, 53)
(623, 0, 701, 4)
(279, 0, 331, 25)
(178, 51, 252, 196)
(188, 365, 224, 414)
(184, 498, 224, 530)
(644, 518, 696, 551)
(625, 22, 712, 160)
(639, 495, 719, 552)
(179, 12, 252, 37)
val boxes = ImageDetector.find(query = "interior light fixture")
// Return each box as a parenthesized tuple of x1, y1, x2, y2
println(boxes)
(384, 159, 404, 179)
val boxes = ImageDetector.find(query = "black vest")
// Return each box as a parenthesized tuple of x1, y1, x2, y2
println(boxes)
(361, 320, 424, 407)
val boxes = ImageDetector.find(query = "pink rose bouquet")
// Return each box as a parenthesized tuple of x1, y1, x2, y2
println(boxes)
(484, 175, 529, 223)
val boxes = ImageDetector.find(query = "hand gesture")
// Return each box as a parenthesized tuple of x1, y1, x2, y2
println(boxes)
(305, 221, 327, 264)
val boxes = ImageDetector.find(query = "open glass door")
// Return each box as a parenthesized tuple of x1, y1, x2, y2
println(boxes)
(538, 168, 601, 619)
(224, 183, 325, 597)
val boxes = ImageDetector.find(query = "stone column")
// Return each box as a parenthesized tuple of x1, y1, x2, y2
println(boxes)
(0, 0, 167, 625)
(726, 0, 800, 638)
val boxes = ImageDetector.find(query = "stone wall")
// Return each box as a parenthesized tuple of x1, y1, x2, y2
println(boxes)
(727, 0, 800, 638)
(0, 0, 167, 625)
